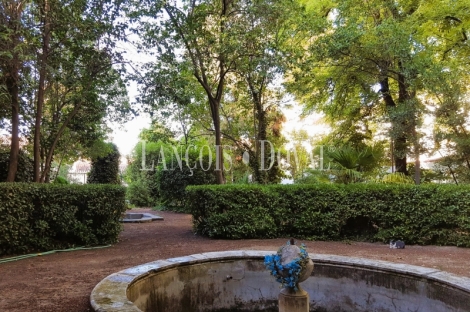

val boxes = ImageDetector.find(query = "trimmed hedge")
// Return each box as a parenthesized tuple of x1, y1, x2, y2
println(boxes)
(0, 183, 126, 256)
(186, 184, 470, 246)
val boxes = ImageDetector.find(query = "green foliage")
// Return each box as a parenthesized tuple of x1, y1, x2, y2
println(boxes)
(376, 172, 414, 184)
(126, 179, 152, 207)
(124, 139, 174, 207)
(127, 0, 301, 184)
(87, 143, 121, 184)
(52, 176, 69, 184)
(0, 149, 33, 182)
(124, 140, 171, 185)
(157, 156, 216, 212)
(187, 185, 278, 239)
(125, 134, 220, 209)
(1, 0, 130, 182)
(288, 0, 470, 175)
(429, 68, 470, 184)
(295, 170, 331, 184)
(408, 164, 447, 184)
(326, 144, 385, 183)
(285, 130, 315, 182)
(293, 142, 386, 184)
(0, 183, 126, 256)
(139, 121, 176, 144)
(186, 184, 470, 247)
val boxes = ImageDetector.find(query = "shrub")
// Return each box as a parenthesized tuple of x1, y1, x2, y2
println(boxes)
(87, 143, 121, 184)
(185, 183, 470, 247)
(157, 157, 216, 212)
(0, 149, 34, 182)
(53, 176, 69, 184)
(126, 179, 152, 207)
(0, 183, 126, 255)
(188, 184, 277, 238)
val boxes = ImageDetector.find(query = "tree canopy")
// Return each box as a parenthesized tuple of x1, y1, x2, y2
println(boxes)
(0, 0, 130, 183)
(287, 0, 470, 183)
(1, 0, 469, 186)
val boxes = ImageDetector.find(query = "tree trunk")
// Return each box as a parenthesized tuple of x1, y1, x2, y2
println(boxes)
(247, 77, 271, 184)
(4, 2, 24, 182)
(256, 110, 268, 183)
(40, 101, 81, 182)
(210, 98, 225, 184)
(379, 75, 408, 174)
(6, 75, 20, 182)
(165, 1, 230, 185)
(34, 0, 51, 182)
(396, 66, 415, 175)
(252, 92, 267, 183)
(394, 136, 407, 174)
(411, 125, 421, 184)
(414, 152, 421, 184)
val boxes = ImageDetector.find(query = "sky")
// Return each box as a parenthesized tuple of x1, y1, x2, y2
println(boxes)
(282, 105, 330, 146)
(109, 114, 151, 157)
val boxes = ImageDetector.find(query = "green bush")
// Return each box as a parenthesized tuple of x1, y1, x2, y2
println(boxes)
(0, 149, 34, 182)
(126, 179, 152, 207)
(0, 183, 126, 256)
(125, 141, 217, 210)
(157, 157, 216, 212)
(186, 184, 470, 246)
(188, 185, 277, 238)
(87, 143, 121, 184)
(53, 176, 69, 184)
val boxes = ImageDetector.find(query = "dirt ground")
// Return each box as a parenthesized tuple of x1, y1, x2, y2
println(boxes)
(1, 208, 470, 312)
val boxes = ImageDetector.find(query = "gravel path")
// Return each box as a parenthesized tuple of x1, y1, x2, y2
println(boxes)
(1, 209, 469, 312)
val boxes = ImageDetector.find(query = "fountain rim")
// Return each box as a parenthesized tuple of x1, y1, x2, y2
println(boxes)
(90, 250, 470, 312)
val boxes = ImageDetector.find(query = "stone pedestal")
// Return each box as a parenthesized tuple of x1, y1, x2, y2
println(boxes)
(278, 286, 309, 312)
(272, 240, 314, 312)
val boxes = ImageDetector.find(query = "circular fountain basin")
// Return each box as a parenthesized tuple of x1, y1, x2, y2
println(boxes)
(90, 251, 470, 312)
(121, 213, 164, 223)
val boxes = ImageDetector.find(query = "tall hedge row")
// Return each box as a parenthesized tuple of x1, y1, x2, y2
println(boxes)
(186, 184, 470, 247)
(0, 183, 126, 256)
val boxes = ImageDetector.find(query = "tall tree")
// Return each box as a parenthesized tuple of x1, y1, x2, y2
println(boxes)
(1, 0, 130, 182)
(0, 0, 30, 182)
(33, 0, 51, 182)
(225, 0, 297, 183)
(417, 1, 470, 183)
(37, 0, 129, 182)
(131, 58, 205, 146)
(131, 0, 263, 184)
(130, 0, 300, 184)
(426, 65, 470, 183)
(289, 0, 440, 179)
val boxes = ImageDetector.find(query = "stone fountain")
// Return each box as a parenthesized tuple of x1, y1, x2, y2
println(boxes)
(90, 250, 470, 311)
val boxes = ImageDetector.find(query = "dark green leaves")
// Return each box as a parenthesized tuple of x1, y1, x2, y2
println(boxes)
(0, 183, 126, 256)
(186, 183, 470, 246)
